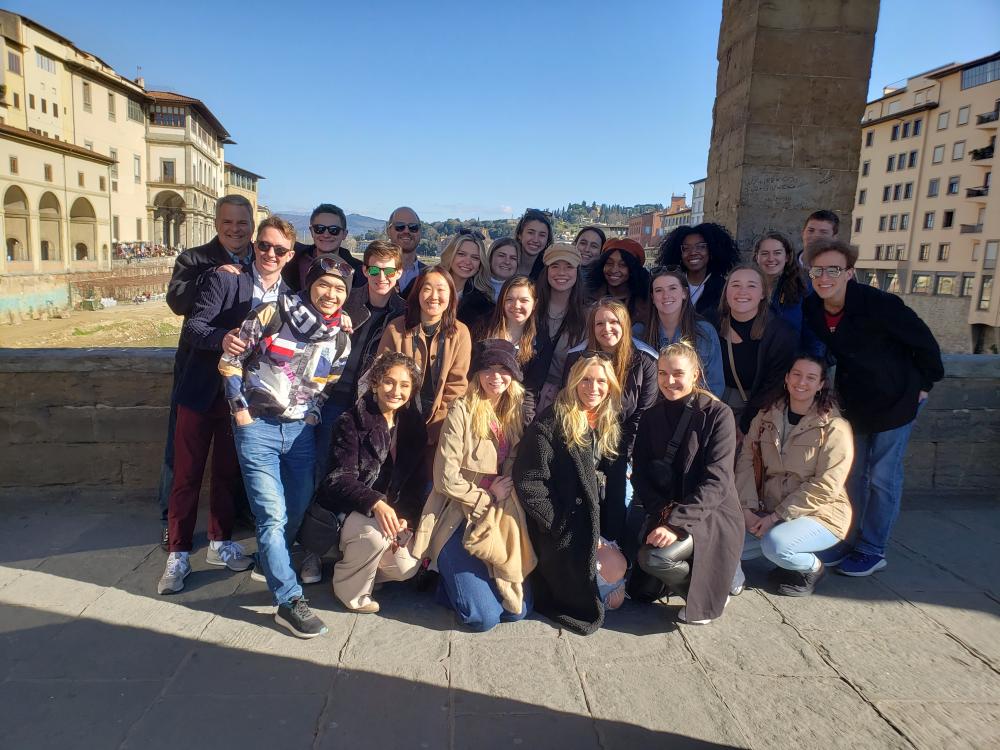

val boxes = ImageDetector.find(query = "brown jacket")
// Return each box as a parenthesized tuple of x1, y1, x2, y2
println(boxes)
(735, 402, 854, 539)
(412, 399, 535, 614)
(377, 315, 472, 445)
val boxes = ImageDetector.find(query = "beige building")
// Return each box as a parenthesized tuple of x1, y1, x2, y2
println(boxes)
(853, 51, 999, 352)
(225, 162, 264, 222)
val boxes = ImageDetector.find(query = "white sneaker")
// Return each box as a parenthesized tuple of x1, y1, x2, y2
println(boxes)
(158, 552, 191, 595)
(300, 551, 322, 584)
(678, 596, 730, 625)
(206, 540, 253, 571)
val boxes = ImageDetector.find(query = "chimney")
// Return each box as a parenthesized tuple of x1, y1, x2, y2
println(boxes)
(136, 76, 145, 88)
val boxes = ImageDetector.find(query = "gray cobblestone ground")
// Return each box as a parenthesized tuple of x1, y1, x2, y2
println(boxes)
(0, 494, 997, 749)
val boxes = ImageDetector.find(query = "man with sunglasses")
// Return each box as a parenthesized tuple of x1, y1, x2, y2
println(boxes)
(386, 206, 426, 298)
(802, 238, 942, 578)
(283, 203, 364, 292)
(158, 215, 296, 595)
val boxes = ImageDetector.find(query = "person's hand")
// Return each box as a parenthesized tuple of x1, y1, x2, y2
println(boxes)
(743, 508, 762, 532)
(340, 312, 353, 334)
(233, 409, 253, 427)
(222, 328, 247, 357)
(490, 475, 514, 502)
(645, 525, 678, 549)
(372, 499, 403, 539)
(751, 512, 779, 538)
(216, 264, 241, 275)
(305, 412, 319, 426)
(918, 390, 929, 403)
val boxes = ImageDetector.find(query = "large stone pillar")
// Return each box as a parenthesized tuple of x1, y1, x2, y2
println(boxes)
(705, 0, 879, 252)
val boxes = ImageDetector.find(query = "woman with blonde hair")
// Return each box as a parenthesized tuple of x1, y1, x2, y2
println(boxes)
(513, 354, 626, 635)
(563, 299, 658, 543)
(481, 276, 538, 365)
(631, 341, 743, 625)
(412, 339, 534, 631)
(439, 229, 496, 329)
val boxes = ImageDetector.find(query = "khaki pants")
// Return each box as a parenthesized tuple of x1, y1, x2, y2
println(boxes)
(333, 511, 420, 609)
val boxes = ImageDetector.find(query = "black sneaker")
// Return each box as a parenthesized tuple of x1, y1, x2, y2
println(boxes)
(777, 563, 826, 597)
(159, 526, 169, 551)
(275, 597, 328, 639)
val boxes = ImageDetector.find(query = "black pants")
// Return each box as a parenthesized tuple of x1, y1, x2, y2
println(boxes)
(637, 534, 695, 595)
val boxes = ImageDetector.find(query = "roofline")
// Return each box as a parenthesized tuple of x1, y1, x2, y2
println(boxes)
(861, 101, 939, 128)
(147, 90, 230, 139)
(224, 162, 265, 180)
(0, 123, 115, 164)
(927, 50, 1000, 79)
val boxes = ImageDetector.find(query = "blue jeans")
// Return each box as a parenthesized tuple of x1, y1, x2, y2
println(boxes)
(233, 416, 316, 606)
(849, 409, 920, 558)
(742, 517, 840, 572)
(313, 399, 349, 489)
(436, 524, 532, 632)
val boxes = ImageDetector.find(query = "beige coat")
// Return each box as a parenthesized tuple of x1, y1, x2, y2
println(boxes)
(377, 315, 471, 445)
(412, 399, 536, 613)
(735, 402, 854, 539)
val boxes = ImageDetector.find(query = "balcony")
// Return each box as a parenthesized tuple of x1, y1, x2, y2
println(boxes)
(960, 223, 984, 234)
(976, 110, 999, 127)
(970, 144, 994, 161)
(966, 185, 990, 200)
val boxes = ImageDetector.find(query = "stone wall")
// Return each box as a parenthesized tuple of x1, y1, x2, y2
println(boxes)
(0, 349, 997, 499)
(900, 293, 974, 354)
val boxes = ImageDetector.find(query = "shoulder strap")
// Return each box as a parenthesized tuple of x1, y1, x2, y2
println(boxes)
(664, 397, 696, 463)
(726, 333, 749, 402)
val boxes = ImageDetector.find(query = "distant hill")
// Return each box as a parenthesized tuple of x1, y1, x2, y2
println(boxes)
(273, 211, 385, 239)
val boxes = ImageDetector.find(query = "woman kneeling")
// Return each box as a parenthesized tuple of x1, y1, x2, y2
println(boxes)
(735, 355, 853, 596)
(412, 339, 534, 632)
(632, 341, 743, 625)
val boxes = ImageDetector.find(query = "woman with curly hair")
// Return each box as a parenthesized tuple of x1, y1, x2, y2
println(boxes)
(656, 223, 740, 324)
(588, 238, 651, 324)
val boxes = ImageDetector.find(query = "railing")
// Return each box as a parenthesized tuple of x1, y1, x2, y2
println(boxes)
(960, 223, 983, 234)
(966, 186, 990, 198)
(976, 110, 999, 125)
(970, 145, 995, 161)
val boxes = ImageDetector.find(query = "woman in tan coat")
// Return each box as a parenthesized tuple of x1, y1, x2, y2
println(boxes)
(735, 354, 854, 596)
(411, 339, 535, 631)
(377, 267, 472, 446)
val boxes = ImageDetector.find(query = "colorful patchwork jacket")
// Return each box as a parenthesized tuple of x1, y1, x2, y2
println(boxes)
(219, 292, 350, 422)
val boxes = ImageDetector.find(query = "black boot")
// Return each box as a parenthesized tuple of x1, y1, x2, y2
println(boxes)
(777, 562, 826, 597)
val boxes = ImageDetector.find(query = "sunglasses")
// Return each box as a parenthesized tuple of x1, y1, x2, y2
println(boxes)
(255, 240, 292, 257)
(392, 222, 421, 233)
(457, 227, 486, 240)
(367, 265, 398, 277)
(808, 265, 846, 279)
(311, 224, 344, 236)
(315, 256, 352, 277)
(524, 208, 553, 220)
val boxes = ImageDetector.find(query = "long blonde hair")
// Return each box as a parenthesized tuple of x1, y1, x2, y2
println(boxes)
(659, 340, 718, 400)
(584, 299, 633, 388)
(465, 372, 525, 444)
(555, 354, 621, 459)
(439, 233, 490, 295)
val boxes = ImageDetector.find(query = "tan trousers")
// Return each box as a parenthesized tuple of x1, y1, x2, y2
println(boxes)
(333, 511, 420, 609)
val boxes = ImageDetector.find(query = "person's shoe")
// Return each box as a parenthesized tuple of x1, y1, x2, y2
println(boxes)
(157, 552, 191, 595)
(275, 597, 328, 639)
(837, 551, 887, 577)
(340, 596, 380, 614)
(300, 551, 322, 584)
(677, 596, 729, 625)
(777, 562, 826, 596)
(159, 526, 169, 551)
(817, 543, 851, 568)
(206, 541, 253, 572)
(730, 565, 745, 596)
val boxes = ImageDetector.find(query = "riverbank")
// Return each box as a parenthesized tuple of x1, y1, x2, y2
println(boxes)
(0, 299, 180, 348)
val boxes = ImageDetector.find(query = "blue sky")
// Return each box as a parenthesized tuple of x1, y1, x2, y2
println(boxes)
(14, 0, 1000, 221)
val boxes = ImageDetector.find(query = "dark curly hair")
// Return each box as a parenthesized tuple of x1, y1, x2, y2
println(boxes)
(588, 247, 650, 318)
(363, 351, 422, 406)
(655, 222, 740, 278)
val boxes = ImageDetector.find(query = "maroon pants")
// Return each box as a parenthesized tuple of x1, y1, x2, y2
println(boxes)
(167, 396, 241, 552)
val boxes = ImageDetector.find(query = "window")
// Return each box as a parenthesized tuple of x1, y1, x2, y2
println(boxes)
(914, 119, 922, 136)
(896, 244, 907, 261)
(53, 105, 58, 119)
(952, 141, 965, 160)
(961, 274, 976, 297)
(938, 242, 951, 260)
(911, 274, 932, 294)
(898, 152, 906, 169)
(947, 176, 960, 195)
(879, 215, 887, 231)
(862, 160, 870, 176)
(865, 131, 874, 147)
(858, 188, 867, 205)
(28, 93, 35, 109)
(887, 155, 895, 172)
(112, 216, 120, 241)
(908, 150, 917, 168)
(882, 185, 891, 202)
(77, 172, 85, 187)
(957, 105, 970, 126)
(978, 276, 993, 310)
(875, 244, 883, 260)
(889, 215, 899, 231)
(904, 182, 913, 199)
(107, 92, 116, 120)
(937, 111, 950, 130)
(41, 98, 47, 114)
(928, 178, 940, 197)
(9, 156, 17, 175)
(962, 59, 1000, 89)
(932, 145, 945, 163)
(133, 155, 141, 183)
(891, 124, 899, 141)
(84, 140, 93, 151)
(43, 163, 52, 182)
(893, 184, 902, 201)
(923, 212, 935, 229)
(919, 243, 931, 261)
(35, 51, 56, 74)
(901, 214, 910, 230)
(854, 217, 863, 232)
(942, 211, 954, 229)
(136, 218, 143, 241)
(99, 176, 106, 191)
(984, 240, 998, 270)
(127, 99, 143, 122)
(935, 275, 956, 295)
(902, 122, 911, 138)
(161, 159, 176, 183)
(82, 82, 92, 111)
(150, 105, 185, 127)
(7, 51, 20, 75)
(12, 92, 18, 109)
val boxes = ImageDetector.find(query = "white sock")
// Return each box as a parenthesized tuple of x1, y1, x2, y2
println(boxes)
(209, 540, 224, 550)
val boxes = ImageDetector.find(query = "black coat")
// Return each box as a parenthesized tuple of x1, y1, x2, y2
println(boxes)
(631, 394, 743, 622)
(513, 408, 612, 635)
(177, 268, 253, 412)
(724, 316, 798, 434)
(803, 281, 943, 434)
(316, 392, 428, 526)
(693, 273, 725, 326)
(282, 243, 366, 292)
(456, 286, 495, 335)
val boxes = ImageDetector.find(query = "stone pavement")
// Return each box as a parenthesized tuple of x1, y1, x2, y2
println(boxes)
(0, 493, 998, 750)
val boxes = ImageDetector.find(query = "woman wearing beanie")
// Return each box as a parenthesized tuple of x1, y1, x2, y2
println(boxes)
(588, 238, 651, 324)
(220, 248, 353, 639)
(412, 339, 535, 632)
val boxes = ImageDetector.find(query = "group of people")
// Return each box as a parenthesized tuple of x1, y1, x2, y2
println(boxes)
(155, 195, 944, 639)
(115, 242, 179, 261)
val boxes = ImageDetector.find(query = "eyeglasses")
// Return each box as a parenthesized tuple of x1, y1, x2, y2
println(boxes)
(808, 265, 846, 279)
(681, 242, 708, 252)
(311, 224, 344, 236)
(255, 240, 292, 257)
(457, 227, 486, 239)
(391, 222, 421, 233)
(367, 265, 398, 277)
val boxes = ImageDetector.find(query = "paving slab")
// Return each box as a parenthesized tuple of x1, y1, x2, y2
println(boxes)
(682, 621, 837, 677)
(906, 592, 1000, 669)
(874, 543, 978, 594)
(877, 700, 1000, 750)
(0, 603, 76, 679)
(563, 600, 695, 669)
(454, 712, 604, 750)
(0, 567, 107, 616)
(339, 602, 451, 669)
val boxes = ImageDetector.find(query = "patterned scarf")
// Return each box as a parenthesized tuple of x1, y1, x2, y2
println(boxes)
(278, 293, 342, 342)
